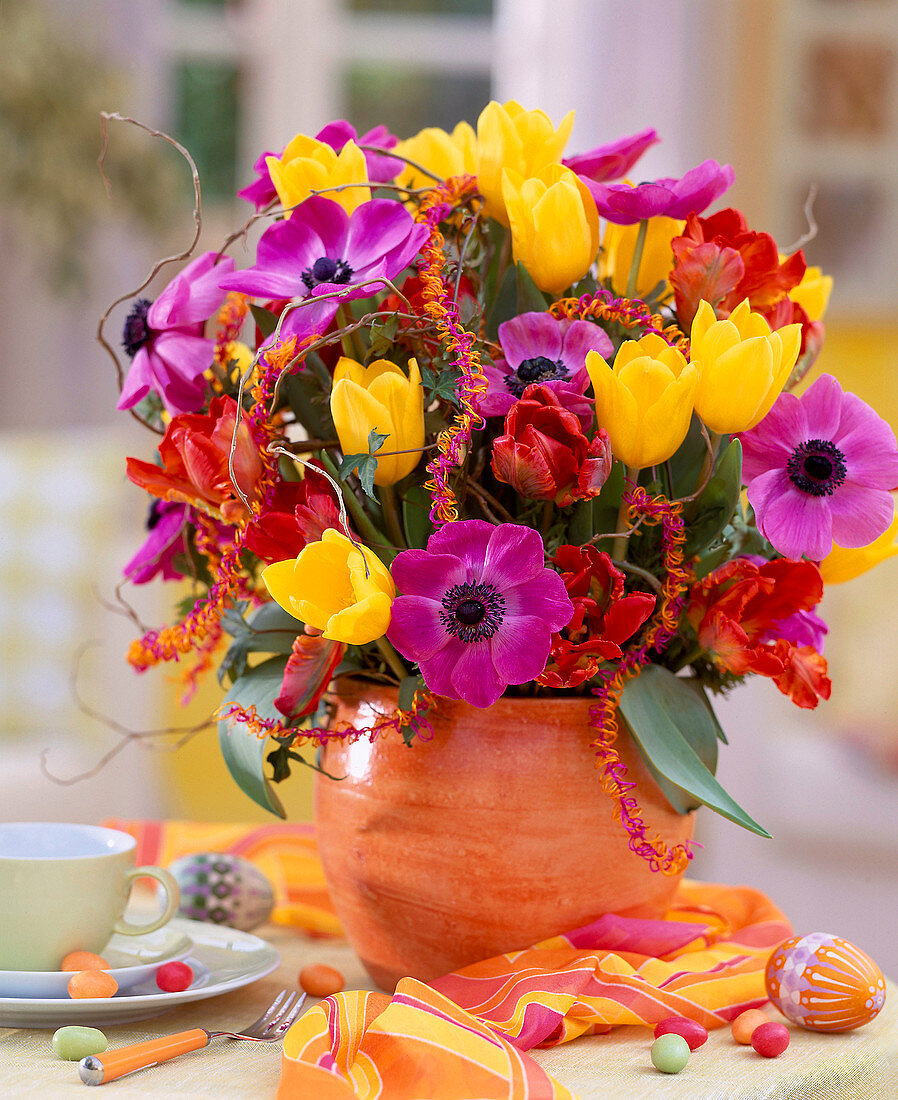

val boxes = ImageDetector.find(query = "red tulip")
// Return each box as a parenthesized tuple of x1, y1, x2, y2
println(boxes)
(491, 384, 611, 507)
(126, 395, 263, 524)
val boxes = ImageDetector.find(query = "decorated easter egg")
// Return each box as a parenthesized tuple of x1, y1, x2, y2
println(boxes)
(168, 853, 275, 931)
(765, 932, 886, 1032)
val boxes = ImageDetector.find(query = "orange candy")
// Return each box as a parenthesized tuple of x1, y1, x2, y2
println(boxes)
(299, 964, 345, 998)
(731, 1009, 770, 1044)
(67, 970, 119, 1000)
(60, 951, 111, 972)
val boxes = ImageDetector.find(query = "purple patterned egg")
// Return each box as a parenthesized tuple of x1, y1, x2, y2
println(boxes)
(168, 853, 275, 931)
(764, 932, 886, 1032)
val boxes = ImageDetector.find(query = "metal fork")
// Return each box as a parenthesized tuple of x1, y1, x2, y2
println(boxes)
(78, 989, 307, 1086)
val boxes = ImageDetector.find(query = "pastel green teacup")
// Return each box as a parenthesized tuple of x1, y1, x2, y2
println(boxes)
(0, 823, 181, 972)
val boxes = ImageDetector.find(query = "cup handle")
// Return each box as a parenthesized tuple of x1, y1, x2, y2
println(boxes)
(113, 866, 181, 936)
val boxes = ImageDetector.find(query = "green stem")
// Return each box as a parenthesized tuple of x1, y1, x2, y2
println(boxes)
(336, 305, 366, 361)
(611, 465, 640, 563)
(696, 431, 722, 493)
(378, 483, 407, 549)
(317, 450, 391, 551)
(375, 636, 409, 681)
(625, 219, 649, 300)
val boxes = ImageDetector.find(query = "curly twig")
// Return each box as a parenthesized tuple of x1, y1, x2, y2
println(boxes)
(96, 111, 203, 434)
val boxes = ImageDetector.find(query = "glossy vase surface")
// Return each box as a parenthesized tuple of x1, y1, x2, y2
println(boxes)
(315, 683, 694, 990)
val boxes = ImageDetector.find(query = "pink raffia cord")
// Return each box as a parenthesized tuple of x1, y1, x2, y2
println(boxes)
(215, 690, 437, 746)
(588, 485, 694, 876)
(415, 176, 489, 527)
(550, 289, 688, 354)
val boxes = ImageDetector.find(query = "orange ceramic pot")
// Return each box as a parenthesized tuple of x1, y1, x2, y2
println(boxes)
(315, 682, 694, 990)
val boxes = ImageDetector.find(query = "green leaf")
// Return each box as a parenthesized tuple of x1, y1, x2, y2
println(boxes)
(368, 429, 388, 455)
(398, 675, 421, 712)
(484, 264, 517, 340)
(249, 303, 279, 339)
(219, 602, 302, 686)
(516, 262, 550, 315)
(682, 438, 742, 557)
(283, 370, 331, 440)
(619, 664, 770, 836)
(217, 656, 290, 817)
(402, 484, 433, 549)
(591, 461, 626, 545)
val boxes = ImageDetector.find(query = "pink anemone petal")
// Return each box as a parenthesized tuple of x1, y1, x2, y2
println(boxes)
(481, 524, 547, 589)
(798, 373, 844, 440)
(386, 596, 448, 663)
(479, 359, 517, 418)
(827, 483, 896, 548)
(149, 252, 233, 328)
(498, 312, 564, 367)
(834, 400, 898, 487)
(740, 393, 807, 478)
(117, 347, 153, 410)
(390, 550, 466, 597)
(417, 639, 466, 700)
(758, 485, 834, 561)
(664, 160, 736, 218)
(449, 643, 507, 708)
(562, 127, 659, 183)
(345, 200, 423, 269)
(559, 320, 613, 368)
(489, 614, 553, 685)
(260, 295, 340, 351)
(427, 519, 494, 577)
(501, 573, 573, 630)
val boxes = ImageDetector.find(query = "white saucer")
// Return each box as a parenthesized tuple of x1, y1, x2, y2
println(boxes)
(0, 918, 280, 1027)
(0, 926, 193, 999)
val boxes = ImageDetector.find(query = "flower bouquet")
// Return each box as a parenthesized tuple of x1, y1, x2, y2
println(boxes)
(108, 102, 898, 977)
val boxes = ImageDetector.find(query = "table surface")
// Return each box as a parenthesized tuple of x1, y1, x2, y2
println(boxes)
(2, 920, 896, 1100)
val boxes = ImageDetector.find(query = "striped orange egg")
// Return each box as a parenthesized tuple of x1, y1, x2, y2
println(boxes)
(764, 933, 886, 1032)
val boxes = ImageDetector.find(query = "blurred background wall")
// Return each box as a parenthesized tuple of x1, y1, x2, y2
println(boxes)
(2, 0, 898, 971)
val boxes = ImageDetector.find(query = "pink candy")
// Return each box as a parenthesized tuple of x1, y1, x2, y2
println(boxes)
(751, 1021, 790, 1058)
(653, 1015, 709, 1051)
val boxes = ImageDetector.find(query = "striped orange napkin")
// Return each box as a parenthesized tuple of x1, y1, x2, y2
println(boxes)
(105, 822, 790, 1099)
(278, 880, 790, 1099)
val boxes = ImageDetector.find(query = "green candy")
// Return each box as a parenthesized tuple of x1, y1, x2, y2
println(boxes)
(51, 1026, 108, 1061)
(650, 1032, 690, 1074)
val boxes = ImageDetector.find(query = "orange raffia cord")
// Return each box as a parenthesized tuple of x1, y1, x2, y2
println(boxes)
(215, 689, 438, 746)
(415, 176, 488, 527)
(127, 335, 310, 672)
(214, 292, 250, 364)
(589, 485, 694, 876)
(550, 291, 688, 354)
(178, 621, 225, 706)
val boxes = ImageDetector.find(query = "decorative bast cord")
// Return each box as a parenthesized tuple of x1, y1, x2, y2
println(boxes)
(416, 177, 490, 527)
(589, 486, 694, 875)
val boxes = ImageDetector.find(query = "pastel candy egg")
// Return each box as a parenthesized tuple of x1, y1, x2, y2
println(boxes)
(168, 853, 275, 932)
(52, 1026, 108, 1061)
(765, 932, 886, 1032)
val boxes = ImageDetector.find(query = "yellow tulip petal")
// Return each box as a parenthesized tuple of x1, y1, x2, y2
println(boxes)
(331, 378, 391, 457)
(261, 559, 301, 614)
(324, 591, 394, 645)
(638, 367, 699, 467)
(333, 356, 366, 386)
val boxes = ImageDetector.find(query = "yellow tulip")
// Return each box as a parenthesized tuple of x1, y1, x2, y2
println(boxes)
(690, 299, 801, 434)
(475, 100, 574, 225)
(788, 264, 833, 321)
(598, 216, 685, 299)
(820, 511, 898, 584)
(585, 334, 699, 468)
(501, 165, 601, 296)
(393, 122, 477, 192)
(330, 357, 425, 486)
(266, 136, 370, 216)
(262, 530, 394, 645)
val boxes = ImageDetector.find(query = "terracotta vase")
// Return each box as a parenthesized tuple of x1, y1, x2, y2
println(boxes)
(315, 682, 694, 990)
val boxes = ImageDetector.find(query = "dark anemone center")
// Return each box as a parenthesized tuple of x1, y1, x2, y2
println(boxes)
(455, 599, 486, 625)
(505, 356, 569, 398)
(122, 298, 152, 358)
(440, 581, 506, 643)
(787, 438, 847, 497)
(301, 256, 354, 291)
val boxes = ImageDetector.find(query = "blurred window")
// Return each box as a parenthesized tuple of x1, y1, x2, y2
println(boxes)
(173, 60, 241, 203)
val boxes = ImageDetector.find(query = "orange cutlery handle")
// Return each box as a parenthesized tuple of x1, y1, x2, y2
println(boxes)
(78, 1029, 211, 1085)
